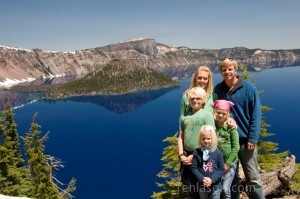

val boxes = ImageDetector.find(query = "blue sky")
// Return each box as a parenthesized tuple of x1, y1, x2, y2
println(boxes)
(1, 0, 299, 51)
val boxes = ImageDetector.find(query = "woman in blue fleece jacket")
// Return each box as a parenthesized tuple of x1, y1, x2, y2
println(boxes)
(191, 125, 224, 199)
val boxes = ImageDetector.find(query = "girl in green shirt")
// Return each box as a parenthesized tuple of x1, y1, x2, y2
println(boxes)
(211, 100, 240, 199)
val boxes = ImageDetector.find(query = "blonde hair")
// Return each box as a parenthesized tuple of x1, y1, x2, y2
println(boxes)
(187, 87, 207, 107)
(190, 66, 213, 95)
(198, 125, 218, 148)
(219, 58, 238, 71)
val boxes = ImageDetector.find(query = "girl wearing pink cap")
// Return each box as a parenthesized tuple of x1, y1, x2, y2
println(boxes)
(211, 100, 240, 199)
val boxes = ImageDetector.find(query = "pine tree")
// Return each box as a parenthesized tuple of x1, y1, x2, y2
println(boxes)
(152, 134, 185, 199)
(61, 178, 77, 199)
(0, 103, 76, 198)
(0, 108, 10, 192)
(46, 155, 77, 199)
(0, 102, 34, 197)
(22, 113, 62, 199)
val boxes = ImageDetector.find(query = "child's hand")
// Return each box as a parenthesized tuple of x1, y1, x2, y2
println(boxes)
(202, 178, 208, 187)
(224, 164, 230, 173)
(203, 177, 212, 187)
(226, 117, 237, 129)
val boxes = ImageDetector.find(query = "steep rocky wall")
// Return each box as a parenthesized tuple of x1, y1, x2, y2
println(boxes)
(0, 46, 110, 82)
(1, 38, 300, 84)
(252, 49, 298, 70)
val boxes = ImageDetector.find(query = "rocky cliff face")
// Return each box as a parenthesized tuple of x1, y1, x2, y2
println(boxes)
(1, 38, 300, 84)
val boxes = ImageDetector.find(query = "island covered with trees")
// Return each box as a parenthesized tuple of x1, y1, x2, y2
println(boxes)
(46, 59, 179, 99)
(12, 59, 179, 99)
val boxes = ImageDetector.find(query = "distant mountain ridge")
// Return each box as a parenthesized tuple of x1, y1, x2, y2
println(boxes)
(1, 38, 300, 84)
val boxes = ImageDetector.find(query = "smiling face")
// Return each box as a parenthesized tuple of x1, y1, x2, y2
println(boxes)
(199, 125, 218, 148)
(196, 70, 209, 90)
(221, 63, 237, 82)
(187, 87, 207, 112)
(201, 130, 212, 147)
(189, 97, 203, 112)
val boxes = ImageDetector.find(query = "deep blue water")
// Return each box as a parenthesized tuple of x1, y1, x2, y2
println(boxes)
(8, 66, 300, 199)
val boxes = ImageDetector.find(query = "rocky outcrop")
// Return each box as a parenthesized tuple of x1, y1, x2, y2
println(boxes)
(96, 38, 158, 56)
(0, 46, 110, 84)
(1, 38, 300, 84)
(252, 49, 298, 70)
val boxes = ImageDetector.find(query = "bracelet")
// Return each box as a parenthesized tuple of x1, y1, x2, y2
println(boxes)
(178, 153, 184, 158)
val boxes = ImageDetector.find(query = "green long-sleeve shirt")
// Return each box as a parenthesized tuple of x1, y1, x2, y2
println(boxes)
(216, 125, 240, 166)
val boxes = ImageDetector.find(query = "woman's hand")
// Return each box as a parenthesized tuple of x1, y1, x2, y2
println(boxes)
(181, 155, 193, 165)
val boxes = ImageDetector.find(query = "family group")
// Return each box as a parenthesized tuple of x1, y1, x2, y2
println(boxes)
(178, 58, 264, 199)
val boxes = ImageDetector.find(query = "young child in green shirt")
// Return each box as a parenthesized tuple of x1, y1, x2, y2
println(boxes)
(211, 100, 240, 199)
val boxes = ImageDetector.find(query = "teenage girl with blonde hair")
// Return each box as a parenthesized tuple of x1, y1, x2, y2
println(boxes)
(180, 66, 217, 117)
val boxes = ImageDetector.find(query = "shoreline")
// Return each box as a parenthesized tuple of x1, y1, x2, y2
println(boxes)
(42, 84, 179, 100)
(0, 77, 36, 89)
(0, 74, 68, 89)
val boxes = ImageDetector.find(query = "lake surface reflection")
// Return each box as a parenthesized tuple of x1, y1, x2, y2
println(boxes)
(0, 66, 299, 199)
(43, 87, 177, 114)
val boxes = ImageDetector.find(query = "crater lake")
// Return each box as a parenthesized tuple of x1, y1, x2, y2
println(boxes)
(2, 66, 299, 199)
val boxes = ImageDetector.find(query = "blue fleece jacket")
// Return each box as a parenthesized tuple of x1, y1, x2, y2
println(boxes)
(214, 77, 261, 144)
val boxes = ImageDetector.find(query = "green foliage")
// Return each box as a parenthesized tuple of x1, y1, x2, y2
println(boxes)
(0, 102, 34, 197)
(61, 178, 77, 199)
(0, 104, 76, 198)
(152, 180, 184, 199)
(152, 133, 186, 199)
(22, 113, 62, 199)
(239, 64, 253, 82)
(290, 164, 300, 193)
(42, 59, 179, 99)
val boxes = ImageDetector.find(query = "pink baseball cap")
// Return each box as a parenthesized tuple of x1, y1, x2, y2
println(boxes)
(211, 100, 234, 111)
